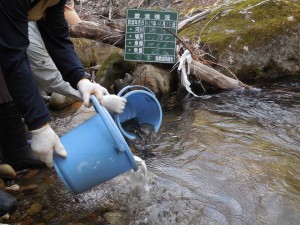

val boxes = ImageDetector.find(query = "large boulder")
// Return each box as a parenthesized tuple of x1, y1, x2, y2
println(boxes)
(95, 50, 137, 93)
(132, 64, 173, 97)
(180, 0, 300, 80)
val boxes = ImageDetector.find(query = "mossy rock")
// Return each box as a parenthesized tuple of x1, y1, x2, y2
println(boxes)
(180, 0, 300, 80)
(236, 58, 290, 80)
(96, 50, 137, 89)
(72, 38, 98, 68)
(181, 0, 300, 52)
(72, 38, 116, 67)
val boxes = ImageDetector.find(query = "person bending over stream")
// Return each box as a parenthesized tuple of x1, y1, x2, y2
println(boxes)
(0, 0, 125, 216)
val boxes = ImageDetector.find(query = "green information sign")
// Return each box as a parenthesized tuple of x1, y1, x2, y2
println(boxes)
(124, 9, 178, 64)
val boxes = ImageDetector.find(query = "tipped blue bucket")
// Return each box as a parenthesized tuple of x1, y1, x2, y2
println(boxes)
(53, 95, 138, 195)
(114, 85, 162, 140)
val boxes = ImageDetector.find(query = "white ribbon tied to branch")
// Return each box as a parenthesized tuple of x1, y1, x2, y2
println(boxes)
(177, 50, 200, 97)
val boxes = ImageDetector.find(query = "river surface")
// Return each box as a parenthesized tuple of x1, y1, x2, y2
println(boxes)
(3, 77, 299, 225)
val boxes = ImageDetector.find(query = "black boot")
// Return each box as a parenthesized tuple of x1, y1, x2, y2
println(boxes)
(0, 102, 46, 171)
(0, 190, 17, 216)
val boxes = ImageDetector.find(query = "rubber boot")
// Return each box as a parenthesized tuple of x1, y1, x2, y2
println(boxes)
(0, 190, 17, 216)
(0, 102, 46, 171)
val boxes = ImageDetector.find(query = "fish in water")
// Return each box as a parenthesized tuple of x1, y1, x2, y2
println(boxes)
(122, 118, 156, 158)
(121, 118, 155, 139)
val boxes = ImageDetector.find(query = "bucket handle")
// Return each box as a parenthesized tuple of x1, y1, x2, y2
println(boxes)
(117, 85, 156, 97)
(91, 95, 126, 152)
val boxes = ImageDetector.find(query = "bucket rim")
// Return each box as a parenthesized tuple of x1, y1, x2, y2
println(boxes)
(114, 89, 162, 140)
(117, 85, 155, 98)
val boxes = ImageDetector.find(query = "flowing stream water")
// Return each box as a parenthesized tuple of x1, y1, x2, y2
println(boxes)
(3, 77, 299, 225)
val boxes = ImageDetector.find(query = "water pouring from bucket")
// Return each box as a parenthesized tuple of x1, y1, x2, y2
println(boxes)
(114, 85, 163, 140)
(125, 155, 149, 201)
(53, 95, 138, 195)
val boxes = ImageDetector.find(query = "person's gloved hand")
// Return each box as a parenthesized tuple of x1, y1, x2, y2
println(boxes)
(77, 79, 109, 107)
(30, 123, 67, 167)
(101, 95, 127, 114)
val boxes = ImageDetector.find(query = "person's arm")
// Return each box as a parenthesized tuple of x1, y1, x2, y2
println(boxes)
(27, 22, 82, 101)
(0, 0, 50, 130)
(0, 1, 67, 167)
(36, 0, 84, 89)
(36, 1, 108, 107)
(27, 24, 127, 113)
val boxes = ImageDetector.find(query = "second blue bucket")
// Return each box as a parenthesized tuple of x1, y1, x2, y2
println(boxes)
(114, 85, 162, 140)
(53, 95, 138, 195)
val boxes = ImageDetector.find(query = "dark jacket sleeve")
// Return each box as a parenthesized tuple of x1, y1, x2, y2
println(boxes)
(36, 0, 85, 89)
(0, 0, 51, 130)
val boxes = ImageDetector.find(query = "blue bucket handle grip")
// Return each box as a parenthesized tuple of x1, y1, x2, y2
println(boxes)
(117, 85, 156, 97)
(91, 95, 126, 152)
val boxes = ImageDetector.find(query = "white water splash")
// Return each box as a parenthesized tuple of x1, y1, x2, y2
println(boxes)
(125, 156, 149, 200)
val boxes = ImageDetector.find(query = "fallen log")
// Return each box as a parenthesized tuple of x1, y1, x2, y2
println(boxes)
(68, 11, 250, 90)
(190, 61, 251, 90)
(69, 20, 126, 48)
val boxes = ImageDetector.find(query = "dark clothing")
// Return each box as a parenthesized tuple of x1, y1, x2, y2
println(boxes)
(0, 68, 12, 104)
(0, 0, 84, 130)
(0, 101, 46, 170)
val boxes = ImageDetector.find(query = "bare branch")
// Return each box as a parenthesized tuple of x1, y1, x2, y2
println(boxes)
(178, 10, 211, 33)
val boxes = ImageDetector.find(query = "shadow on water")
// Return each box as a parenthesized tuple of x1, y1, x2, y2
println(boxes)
(2, 77, 300, 225)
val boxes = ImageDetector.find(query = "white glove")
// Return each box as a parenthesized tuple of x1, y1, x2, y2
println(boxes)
(31, 123, 67, 167)
(77, 79, 109, 107)
(101, 95, 127, 114)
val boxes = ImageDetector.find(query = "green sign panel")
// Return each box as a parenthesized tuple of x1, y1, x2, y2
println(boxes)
(124, 9, 178, 64)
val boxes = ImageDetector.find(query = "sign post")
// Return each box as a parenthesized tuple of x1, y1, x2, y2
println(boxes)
(125, 9, 178, 64)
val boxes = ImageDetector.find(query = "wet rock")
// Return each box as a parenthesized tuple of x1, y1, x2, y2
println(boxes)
(132, 64, 172, 97)
(5, 184, 20, 192)
(22, 184, 38, 192)
(49, 93, 79, 109)
(26, 203, 43, 216)
(79, 212, 107, 224)
(62, 212, 72, 221)
(0, 164, 16, 179)
(103, 211, 123, 225)
(16, 169, 31, 176)
(113, 73, 133, 93)
(96, 50, 136, 93)
(16, 218, 33, 225)
(1, 213, 9, 220)
(21, 169, 39, 179)
(0, 190, 17, 217)
(66, 223, 84, 225)
(16, 213, 32, 221)
(0, 178, 5, 189)
(36, 183, 51, 197)
(42, 211, 56, 221)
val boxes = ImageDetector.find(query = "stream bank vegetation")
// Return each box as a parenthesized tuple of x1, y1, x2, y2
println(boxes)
(71, 0, 299, 94)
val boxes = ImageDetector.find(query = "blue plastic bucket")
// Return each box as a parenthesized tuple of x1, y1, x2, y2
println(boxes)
(53, 95, 138, 195)
(114, 85, 162, 140)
